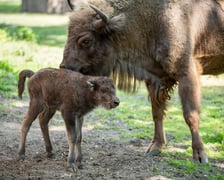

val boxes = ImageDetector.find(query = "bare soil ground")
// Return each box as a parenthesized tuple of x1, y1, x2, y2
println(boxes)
(0, 96, 223, 180)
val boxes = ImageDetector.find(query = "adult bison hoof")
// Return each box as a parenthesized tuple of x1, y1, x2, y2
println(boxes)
(145, 149, 161, 157)
(193, 150, 208, 163)
(144, 142, 163, 157)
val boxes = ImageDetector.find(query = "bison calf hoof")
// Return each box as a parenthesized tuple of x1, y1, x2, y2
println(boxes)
(47, 152, 55, 158)
(17, 154, 25, 161)
(76, 161, 83, 169)
(70, 163, 77, 173)
(67, 162, 82, 173)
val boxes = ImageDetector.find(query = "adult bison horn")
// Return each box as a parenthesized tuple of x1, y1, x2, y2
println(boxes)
(90, 5, 109, 29)
(67, 0, 75, 10)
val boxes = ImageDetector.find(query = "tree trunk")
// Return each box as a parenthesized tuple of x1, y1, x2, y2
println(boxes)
(21, 0, 69, 14)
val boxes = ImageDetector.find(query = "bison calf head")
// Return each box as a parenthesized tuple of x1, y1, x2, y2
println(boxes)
(88, 77, 120, 109)
(60, 3, 125, 76)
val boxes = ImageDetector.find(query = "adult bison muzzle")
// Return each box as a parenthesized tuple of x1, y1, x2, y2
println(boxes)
(60, 0, 224, 163)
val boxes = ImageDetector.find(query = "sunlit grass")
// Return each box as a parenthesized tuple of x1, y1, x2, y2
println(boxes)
(0, 1, 68, 47)
(0, 13, 68, 27)
(0, 5, 67, 98)
(164, 156, 224, 179)
(0, 0, 20, 13)
(0, 41, 63, 71)
(0, 19, 67, 47)
(0, 0, 67, 26)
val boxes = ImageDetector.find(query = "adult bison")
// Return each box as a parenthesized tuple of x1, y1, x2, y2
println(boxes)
(60, 0, 224, 163)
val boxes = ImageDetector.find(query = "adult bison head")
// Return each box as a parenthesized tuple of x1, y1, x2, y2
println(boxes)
(60, 2, 125, 77)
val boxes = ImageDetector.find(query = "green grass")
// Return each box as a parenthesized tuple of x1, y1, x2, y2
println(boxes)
(165, 157, 224, 179)
(0, 1, 67, 98)
(0, 60, 18, 97)
(0, 17, 67, 47)
(0, 0, 20, 13)
(0, 1, 224, 178)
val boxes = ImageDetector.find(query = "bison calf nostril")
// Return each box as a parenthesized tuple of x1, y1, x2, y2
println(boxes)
(80, 67, 89, 74)
(59, 64, 65, 69)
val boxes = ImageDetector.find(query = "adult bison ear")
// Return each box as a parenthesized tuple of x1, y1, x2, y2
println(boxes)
(90, 5, 125, 33)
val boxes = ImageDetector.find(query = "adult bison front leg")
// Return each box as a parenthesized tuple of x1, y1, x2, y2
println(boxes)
(178, 60, 208, 163)
(145, 81, 169, 156)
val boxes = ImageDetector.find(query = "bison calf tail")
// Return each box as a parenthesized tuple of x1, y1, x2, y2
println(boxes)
(18, 70, 34, 99)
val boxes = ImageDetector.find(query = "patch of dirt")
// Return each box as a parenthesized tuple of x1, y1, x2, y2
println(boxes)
(0, 97, 223, 180)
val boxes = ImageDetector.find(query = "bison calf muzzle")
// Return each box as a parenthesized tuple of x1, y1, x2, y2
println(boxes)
(17, 68, 119, 172)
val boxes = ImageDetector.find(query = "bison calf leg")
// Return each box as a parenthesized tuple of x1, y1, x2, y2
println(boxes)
(65, 125, 76, 171)
(178, 65, 208, 163)
(145, 85, 167, 156)
(62, 111, 82, 172)
(17, 99, 41, 160)
(38, 108, 56, 158)
(75, 117, 83, 169)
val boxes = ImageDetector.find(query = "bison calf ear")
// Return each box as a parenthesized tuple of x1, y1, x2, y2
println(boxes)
(87, 80, 96, 91)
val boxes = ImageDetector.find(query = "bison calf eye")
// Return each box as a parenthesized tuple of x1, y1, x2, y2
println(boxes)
(80, 67, 89, 74)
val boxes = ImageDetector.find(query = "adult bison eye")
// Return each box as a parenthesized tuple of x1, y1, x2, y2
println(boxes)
(77, 32, 94, 48)
(80, 39, 93, 48)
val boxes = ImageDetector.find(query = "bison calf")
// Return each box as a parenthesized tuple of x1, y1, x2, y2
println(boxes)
(17, 68, 119, 171)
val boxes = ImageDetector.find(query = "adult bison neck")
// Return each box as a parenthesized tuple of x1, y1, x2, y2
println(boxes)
(61, 2, 173, 93)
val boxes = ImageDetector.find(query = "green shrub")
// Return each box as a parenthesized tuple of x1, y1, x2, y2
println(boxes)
(0, 60, 14, 72)
(0, 60, 17, 97)
(13, 27, 36, 42)
(0, 29, 11, 42)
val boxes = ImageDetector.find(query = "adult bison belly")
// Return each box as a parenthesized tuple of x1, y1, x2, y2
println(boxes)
(197, 55, 224, 75)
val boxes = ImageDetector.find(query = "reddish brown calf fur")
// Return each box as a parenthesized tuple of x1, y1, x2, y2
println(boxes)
(17, 68, 119, 171)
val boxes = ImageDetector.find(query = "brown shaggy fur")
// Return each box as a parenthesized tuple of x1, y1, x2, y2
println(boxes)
(60, 0, 224, 163)
(17, 68, 119, 171)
